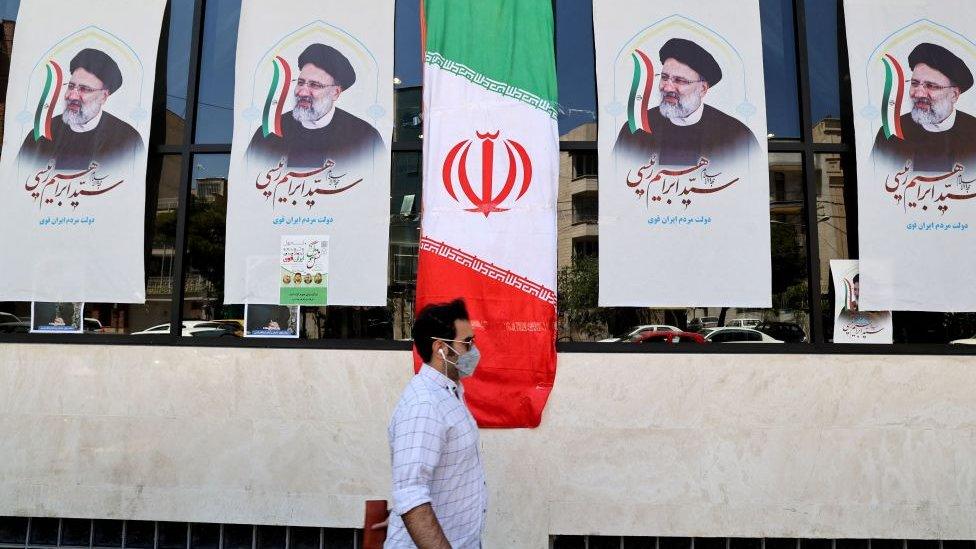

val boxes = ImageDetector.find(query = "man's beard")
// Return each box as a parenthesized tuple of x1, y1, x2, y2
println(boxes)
(659, 89, 703, 120)
(62, 98, 102, 126)
(911, 96, 953, 125)
(292, 95, 330, 123)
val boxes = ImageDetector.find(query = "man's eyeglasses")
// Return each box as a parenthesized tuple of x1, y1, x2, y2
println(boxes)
(431, 336, 475, 352)
(65, 83, 106, 95)
(908, 79, 957, 93)
(294, 78, 339, 91)
(659, 73, 704, 87)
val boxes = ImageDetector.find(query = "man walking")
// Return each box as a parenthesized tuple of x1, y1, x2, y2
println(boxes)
(384, 299, 487, 549)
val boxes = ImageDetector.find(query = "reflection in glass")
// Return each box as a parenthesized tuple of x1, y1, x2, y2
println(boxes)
(814, 153, 849, 341)
(0, 156, 181, 335)
(163, 0, 195, 144)
(760, 0, 801, 139)
(556, 153, 810, 343)
(805, 0, 844, 142)
(194, 0, 240, 144)
(556, 0, 597, 138)
(182, 154, 419, 340)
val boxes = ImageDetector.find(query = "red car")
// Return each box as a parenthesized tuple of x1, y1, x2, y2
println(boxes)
(633, 330, 707, 344)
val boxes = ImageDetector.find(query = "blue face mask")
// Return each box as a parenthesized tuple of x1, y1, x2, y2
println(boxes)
(437, 341, 480, 378)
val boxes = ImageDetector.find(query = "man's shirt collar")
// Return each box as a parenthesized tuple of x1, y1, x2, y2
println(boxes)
(922, 108, 956, 133)
(300, 105, 336, 130)
(666, 101, 705, 127)
(68, 109, 103, 133)
(419, 363, 461, 397)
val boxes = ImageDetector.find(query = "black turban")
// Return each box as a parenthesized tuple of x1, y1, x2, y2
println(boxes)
(297, 43, 356, 89)
(908, 42, 973, 93)
(659, 38, 722, 87)
(70, 48, 122, 94)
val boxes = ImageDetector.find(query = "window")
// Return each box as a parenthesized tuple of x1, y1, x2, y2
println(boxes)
(0, 0, 973, 353)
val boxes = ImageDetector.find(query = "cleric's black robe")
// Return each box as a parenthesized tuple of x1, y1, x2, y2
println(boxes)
(18, 112, 143, 171)
(615, 104, 759, 167)
(247, 107, 383, 169)
(872, 110, 976, 173)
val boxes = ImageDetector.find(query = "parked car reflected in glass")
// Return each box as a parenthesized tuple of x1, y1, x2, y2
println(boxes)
(755, 320, 806, 343)
(633, 331, 707, 345)
(687, 316, 719, 333)
(702, 327, 783, 343)
(599, 324, 681, 342)
(949, 334, 976, 345)
(131, 320, 242, 337)
(726, 317, 761, 328)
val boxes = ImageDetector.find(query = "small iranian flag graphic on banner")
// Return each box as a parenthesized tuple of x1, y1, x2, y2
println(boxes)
(33, 60, 63, 142)
(262, 56, 291, 138)
(628, 49, 654, 134)
(881, 53, 905, 140)
(417, 0, 559, 428)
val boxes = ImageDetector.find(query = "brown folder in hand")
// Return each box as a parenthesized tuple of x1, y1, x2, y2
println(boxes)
(362, 499, 389, 549)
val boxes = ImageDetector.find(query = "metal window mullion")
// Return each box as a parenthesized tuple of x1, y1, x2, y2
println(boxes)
(835, 0, 859, 259)
(792, 0, 826, 345)
(168, 0, 207, 339)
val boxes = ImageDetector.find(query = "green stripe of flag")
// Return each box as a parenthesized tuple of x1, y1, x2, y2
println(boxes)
(424, 0, 557, 109)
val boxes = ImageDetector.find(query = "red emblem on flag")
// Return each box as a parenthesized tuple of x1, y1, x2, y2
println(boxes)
(442, 130, 533, 217)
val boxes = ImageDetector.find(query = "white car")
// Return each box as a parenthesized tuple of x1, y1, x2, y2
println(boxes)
(132, 321, 233, 337)
(599, 324, 682, 342)
(701, 327, 783, 343)
(726, 318, 762, 328)
(949, 336, 976, 345)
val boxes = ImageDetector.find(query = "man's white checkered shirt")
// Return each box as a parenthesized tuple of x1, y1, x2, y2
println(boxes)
(385, 364, 487, 548)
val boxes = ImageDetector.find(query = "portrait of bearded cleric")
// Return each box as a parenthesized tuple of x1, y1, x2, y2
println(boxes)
(17, 48, 144, 172)
(871, 42, 976, 173)
(246, 42, 384, 171)
(614, 38, 760, 168)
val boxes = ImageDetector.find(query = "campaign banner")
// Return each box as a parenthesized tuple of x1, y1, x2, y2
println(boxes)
(223, 0, 393, 306)
(0, 0, 166, 303)
(845, 1, 976, 311)
(244, 304, 300, 338)
(830, 260, 893, 343)
(416, 0, 559, 428)
(30, 302, 84, 334)
(594, 0, 771, 307)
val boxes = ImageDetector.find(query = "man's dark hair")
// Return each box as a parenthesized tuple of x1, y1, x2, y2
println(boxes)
(413, 299, 469, 363)
(853, 274, 859, 284)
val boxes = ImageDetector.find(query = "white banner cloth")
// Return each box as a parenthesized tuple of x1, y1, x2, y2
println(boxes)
(594, 0, 771, 307)
(223, 0, 393, 305)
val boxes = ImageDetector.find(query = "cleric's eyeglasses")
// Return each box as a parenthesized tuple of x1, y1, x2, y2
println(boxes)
(659, 73, 704, 87)
(294, 78, 339, 91)
(908, 79, 957, 93)
(65, 83, 107, 95)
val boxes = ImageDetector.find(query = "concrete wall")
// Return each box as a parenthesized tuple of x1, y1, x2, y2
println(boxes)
(1, 344, 975, 547)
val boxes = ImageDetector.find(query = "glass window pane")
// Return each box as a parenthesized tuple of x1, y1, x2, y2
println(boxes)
(556, 151, 809, 343)
(805, 0, 845, 142)
(194, 0, 240, 143)
(124, 522, 154, 549)
(761, 0, 801, 139)
(162, 0, 195, 145)
(0, 155, 181, 335)
(815, 153, 851, 341)
(61, 519, 92, 547)
(184, 153, 417, 340)
(393, 0, 422, 143)
(556, 0, 597, 139)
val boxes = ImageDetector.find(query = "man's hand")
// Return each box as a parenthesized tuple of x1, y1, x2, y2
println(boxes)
(401, 503, 451, 549)
(369, 518, 388, 530)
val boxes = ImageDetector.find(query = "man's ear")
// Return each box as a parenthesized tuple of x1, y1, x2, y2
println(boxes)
(700, 82, 710, 96)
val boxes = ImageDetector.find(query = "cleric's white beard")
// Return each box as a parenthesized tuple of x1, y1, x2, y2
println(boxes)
(911, 97, 953, 126)
(292, 96, 331, 123)
(62, 99, 103, 126)
(659, 89, 702, 120)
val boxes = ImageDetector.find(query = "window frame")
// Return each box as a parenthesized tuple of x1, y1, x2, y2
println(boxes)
(2, 0, 976, 356)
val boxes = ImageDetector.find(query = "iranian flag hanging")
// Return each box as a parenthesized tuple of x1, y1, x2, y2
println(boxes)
(416, 0, 559, 428)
